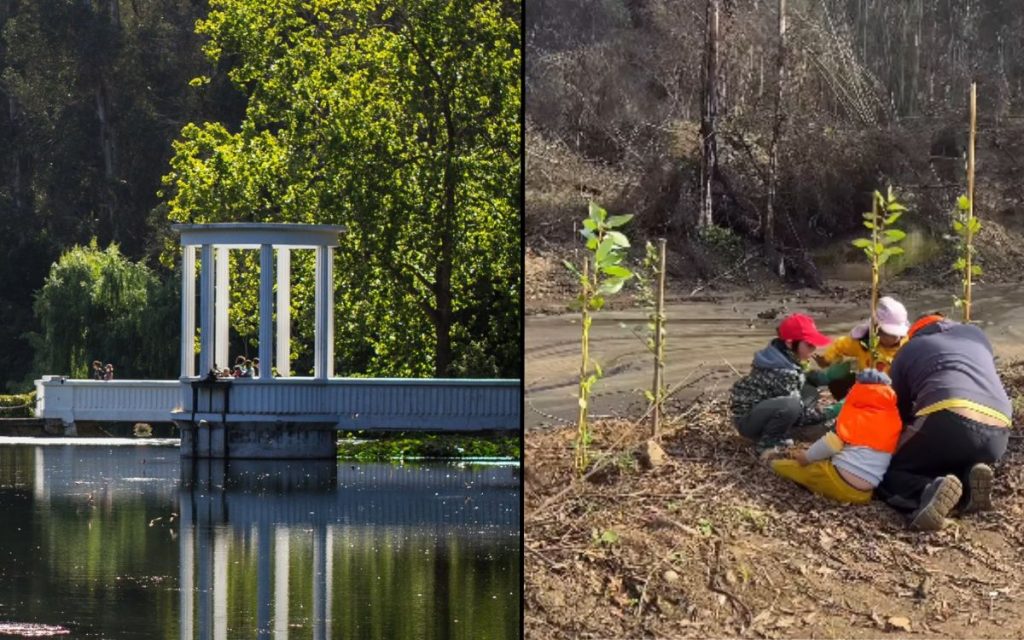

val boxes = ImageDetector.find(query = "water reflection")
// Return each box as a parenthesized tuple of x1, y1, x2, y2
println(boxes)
(0, 444, 520, 639)
(182, 459, 521, 640)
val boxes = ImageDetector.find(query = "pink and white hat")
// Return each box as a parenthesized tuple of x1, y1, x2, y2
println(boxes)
(850, 296, 910, 339)
(876, 296, 910, 337)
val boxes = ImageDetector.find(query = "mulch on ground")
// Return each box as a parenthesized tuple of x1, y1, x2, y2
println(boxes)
(525, 362, 1024, 639)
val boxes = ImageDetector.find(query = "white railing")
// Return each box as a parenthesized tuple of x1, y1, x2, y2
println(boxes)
(35, 376, 183, 425)
(36, 376, 521, 431)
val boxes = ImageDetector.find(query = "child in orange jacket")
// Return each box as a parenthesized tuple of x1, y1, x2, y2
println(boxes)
(771, 369, 902, 504)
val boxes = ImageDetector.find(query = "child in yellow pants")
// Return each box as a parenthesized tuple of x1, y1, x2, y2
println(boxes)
(771, 369, 902, 504)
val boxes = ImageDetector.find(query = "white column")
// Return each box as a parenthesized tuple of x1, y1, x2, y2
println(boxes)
(276, 249, 291, 378)
(259, 244, 274, 380)
(199, 244, 216, 377)
(180, 245, 196, 379)
(314, 246, 334, 380)
(215, 247, 230, 372)
(274, 527, 290, 640)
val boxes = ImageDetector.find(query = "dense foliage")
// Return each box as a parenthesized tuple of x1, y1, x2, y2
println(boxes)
(0, 0, 244, 389)
(0, 0, 520, 388)
(337, 431, 521, 461)
(30, 241, 178, 380)
(161, 0, 522, 378)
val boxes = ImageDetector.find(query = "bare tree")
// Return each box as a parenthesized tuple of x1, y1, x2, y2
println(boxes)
(764, 0, 785, 247)
(697, 0, 719, 229)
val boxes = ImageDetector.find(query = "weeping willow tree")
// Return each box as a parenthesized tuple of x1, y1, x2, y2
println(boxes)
(30, 240, 178, 380)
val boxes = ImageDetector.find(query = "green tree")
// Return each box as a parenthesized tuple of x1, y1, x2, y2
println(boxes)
(160, 0, 521, 378)
(30, 240, 177, 379)
(0, 0, 244, 389)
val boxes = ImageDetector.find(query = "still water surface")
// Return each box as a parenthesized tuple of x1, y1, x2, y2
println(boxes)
(0, 441, 521, 639)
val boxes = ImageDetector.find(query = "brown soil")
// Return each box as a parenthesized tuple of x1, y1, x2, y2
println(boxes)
(525, 362, 1024, 639)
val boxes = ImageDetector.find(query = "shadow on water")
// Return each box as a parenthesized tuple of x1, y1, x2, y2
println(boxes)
(0, 444, 521, 639)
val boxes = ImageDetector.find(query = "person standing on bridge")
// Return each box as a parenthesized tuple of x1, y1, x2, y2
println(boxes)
(877, 313, 1013, 531)
(730, 313, 842, 455)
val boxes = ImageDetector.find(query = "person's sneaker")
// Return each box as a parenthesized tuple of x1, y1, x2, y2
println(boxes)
(909, 475, 963, 531)
(960, 463, 995, 514)
(755, 437, 793, 454)
(756, 438, 794, 461)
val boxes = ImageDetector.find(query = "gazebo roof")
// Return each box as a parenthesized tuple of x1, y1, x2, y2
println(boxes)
(173, 223, 346, 249)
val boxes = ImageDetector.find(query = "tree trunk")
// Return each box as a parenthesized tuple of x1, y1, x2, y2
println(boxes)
(697, 0, 719, 230)
(764, 0, 785, 247)
(95, 80, 116, 180)
(434, 97, 457, 378)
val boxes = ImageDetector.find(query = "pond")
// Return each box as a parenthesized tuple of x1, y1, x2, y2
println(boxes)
(0, 440, 521, 639)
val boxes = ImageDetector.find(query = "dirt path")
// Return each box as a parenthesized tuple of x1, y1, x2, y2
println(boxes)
(526, 282, 1024, 430)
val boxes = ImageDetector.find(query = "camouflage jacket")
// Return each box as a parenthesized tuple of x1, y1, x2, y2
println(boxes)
(730, 340, 828, 426)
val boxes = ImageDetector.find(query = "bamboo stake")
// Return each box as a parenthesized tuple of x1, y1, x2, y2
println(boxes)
(964, 81, 976, 323)
(651, 239, 667, 440)
(869, 193, 880, 369)
(576, 258, 590, 472)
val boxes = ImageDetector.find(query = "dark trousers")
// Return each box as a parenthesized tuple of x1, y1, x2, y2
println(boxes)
(876, 411, 1010, 511)
(737, 385, 819, 443)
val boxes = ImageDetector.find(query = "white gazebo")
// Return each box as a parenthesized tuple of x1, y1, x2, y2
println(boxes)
(34, 222, 521, 458)
(175, 222, 346, 380)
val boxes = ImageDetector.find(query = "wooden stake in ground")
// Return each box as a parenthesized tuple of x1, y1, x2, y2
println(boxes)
(651, 238, 667, 439)
(964, 81, 977, 323)
(576, 258, 591, 472)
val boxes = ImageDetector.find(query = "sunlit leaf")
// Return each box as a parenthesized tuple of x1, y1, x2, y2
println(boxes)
(602, 265, 632, 278)
(606, 214, 633, 228)
(606, 231, 630, 248)
(598, 278, 626, 295)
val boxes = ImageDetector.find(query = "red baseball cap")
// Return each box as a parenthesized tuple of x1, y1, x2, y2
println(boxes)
(777, 313, 831, 347)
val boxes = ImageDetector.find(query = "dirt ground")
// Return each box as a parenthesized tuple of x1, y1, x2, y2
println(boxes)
(524, 242, 1024, 639)
(525, 243, 1024, 431)
(525, 362, 1024, 639)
